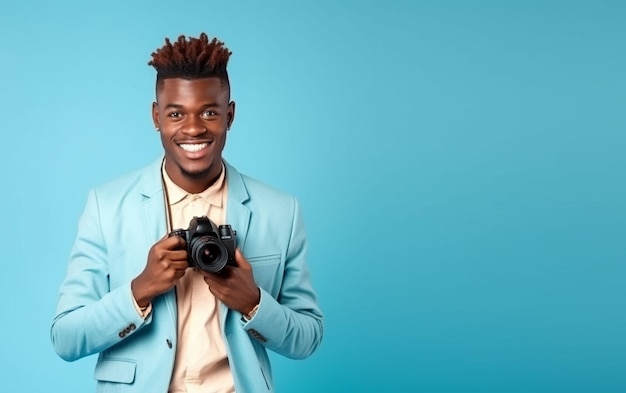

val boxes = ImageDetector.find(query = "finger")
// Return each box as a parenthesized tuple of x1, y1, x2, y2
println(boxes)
(165, 235, 186, 250)
(203, 274, 225, 292)
(166, 249, 188, 262)
(203, 275, 214, 287)
(170, 260, 189, 270)
(202, 270, 226, 283)
(233, 248, 251, 269)
(174, 268, 187, 280)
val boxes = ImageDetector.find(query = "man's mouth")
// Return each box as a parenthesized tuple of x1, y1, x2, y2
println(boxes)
(179, 143, 209, 152)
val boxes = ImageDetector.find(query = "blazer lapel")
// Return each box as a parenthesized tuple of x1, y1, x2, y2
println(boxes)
(140, 158, 168, 241)
(139, 157, 177, 327)
(225, 160, 251, 252)
(222, 160, 251, 326)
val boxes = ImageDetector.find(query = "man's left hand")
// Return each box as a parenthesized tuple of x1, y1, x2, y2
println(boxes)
(202, 248, 260, 316)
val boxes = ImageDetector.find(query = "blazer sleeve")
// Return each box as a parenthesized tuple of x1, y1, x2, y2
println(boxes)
(50, 189, 151, 362)
(241, 197, 324, 359)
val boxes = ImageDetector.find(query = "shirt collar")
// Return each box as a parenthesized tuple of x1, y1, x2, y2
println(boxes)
(161, 159, 226, 207)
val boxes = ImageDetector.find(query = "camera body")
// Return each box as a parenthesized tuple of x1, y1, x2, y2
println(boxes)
(169, 216, 237, 273)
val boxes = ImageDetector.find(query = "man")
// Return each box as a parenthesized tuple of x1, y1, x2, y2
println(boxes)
(51, 33, 324, 393)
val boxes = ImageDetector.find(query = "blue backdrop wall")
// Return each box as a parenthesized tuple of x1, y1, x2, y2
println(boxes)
(1, 1, 624, 391)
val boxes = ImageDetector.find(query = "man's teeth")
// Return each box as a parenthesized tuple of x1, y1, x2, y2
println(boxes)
(179, 143, 208, 152)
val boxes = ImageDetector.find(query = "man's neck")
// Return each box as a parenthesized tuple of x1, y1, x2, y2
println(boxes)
(163, 160, 223, 194)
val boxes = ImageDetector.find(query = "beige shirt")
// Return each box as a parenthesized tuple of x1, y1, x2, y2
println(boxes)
(162, 162, 235, 393)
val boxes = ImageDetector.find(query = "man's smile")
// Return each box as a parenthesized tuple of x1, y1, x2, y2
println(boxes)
(179, 142, 210, 153)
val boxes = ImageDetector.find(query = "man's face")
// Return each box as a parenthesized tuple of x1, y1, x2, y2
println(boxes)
(152, 77, 235, 192)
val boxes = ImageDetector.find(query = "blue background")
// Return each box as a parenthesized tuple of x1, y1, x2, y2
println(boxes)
(1, 1, 625, 391)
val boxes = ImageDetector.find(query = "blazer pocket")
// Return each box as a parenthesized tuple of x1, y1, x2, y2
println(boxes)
(248, 254, 281, 296)
(94, 358, 137, 384)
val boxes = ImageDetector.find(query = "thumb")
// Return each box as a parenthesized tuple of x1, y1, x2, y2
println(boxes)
(234, 248, 251, 269)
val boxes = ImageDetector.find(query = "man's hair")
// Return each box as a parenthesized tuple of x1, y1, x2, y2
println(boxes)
(148, 32, 232, 90)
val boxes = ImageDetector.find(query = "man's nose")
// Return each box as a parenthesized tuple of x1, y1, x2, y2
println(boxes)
(182, 116, 206, 136)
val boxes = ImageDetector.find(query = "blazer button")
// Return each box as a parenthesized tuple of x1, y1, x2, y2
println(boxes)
(247, 329, 267, 343)
(118, 331, 126, 338)
(166, 339, 172, 349)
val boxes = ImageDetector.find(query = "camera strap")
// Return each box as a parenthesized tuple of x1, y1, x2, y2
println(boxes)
(160, 157, 174, 234)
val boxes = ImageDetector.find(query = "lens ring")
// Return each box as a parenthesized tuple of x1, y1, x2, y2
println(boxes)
(190, 236, 228, 272)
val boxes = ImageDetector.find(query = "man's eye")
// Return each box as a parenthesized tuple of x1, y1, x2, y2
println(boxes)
(202, 110, 217, 117)
(168, 112, 182, 118)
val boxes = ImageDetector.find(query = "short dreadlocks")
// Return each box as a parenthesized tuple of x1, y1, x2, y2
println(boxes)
(148, 33, 232, 92)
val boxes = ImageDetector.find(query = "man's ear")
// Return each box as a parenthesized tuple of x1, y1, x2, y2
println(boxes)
(227, 101, 236, 129)
(152, 102, 160, 130)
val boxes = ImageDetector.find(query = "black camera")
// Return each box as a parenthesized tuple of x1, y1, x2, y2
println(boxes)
(169, 216, 237, 273)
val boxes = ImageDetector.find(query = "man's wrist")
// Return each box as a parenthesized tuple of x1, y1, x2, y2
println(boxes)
(131, 289, 152, 319)
(131, 277, 151, 308)
(243, 303, 260, 321)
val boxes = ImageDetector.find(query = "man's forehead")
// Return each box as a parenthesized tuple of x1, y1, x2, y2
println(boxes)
(157, 77, 229, 101)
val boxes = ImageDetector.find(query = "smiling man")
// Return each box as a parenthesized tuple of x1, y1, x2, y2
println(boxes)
(51, 33, 324, 393)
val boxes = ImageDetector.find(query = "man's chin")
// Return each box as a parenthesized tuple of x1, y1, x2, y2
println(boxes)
(181, 160, 224, 179)
(180, 166, 213, 180)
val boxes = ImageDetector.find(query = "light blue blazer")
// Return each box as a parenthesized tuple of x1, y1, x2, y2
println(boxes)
(51, 158, 324, 392)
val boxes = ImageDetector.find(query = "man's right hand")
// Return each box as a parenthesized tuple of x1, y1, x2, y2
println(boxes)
(131, 235, 188, 307)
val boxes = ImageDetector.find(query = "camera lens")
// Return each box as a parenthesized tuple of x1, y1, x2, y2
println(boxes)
(189, 236, 228, 273)
(200, 243, 221, 264)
